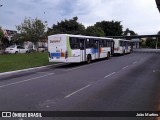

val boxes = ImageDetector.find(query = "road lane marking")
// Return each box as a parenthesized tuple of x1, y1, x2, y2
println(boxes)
(153, 70, 160, 73)
(0, 73, 54, 88)
(122, 66, 129, 70)
(36, 72, 55, 75)
(63, 66, 88, 71)
(133, 61, 137, 64)
(104, 72, 116, 79)
(65, 84, 91, 98)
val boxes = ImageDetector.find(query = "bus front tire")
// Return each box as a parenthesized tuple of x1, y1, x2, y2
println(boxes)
(107, 52, 110, 59)
(123, 50, 125, 55)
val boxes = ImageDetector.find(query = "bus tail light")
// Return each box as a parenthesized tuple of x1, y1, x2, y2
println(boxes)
(65, 51, 68, 58)
(61, 52, 65, 57)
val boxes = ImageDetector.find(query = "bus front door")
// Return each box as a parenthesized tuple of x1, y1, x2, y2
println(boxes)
(95, 40, 100, 59)
(111, 40, 114, 55)
(80, 39, 86, 62)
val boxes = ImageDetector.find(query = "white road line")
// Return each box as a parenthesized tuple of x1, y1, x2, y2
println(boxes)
(153, 70, 160, 73)
(63, 66, 87, 71)
(0, 73, 54, 88)
(133, 61, 137, 64)
(36, 72, 55, 75)
(64, 61, 107, 72)
(104, 72, 116, 79)
(122, 66, 129, 70)
(65, 84, 91, 98)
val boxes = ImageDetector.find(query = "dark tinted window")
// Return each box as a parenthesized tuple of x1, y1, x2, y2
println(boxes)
(17, 46, 24, 49)
(86, 39, 94, 48)
(120, 41, 123, 46)
(69, 37, 80, 49)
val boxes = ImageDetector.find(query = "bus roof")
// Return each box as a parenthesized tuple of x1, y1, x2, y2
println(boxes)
(48, 34, 113, 40)
(113, 39, 131, 42)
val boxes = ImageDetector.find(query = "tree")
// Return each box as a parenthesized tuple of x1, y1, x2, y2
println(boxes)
(84, 26, 105, 37)
(0, 27, 3, 40)
(47, 17, 85, 35)
(95, 20, 123, 36)
(143, 31, 160, 48)
(145, 38, 156, 48)
(123, 28, 137, 35)
(0, 27, 4, 49)
(16, 17, 47, 46)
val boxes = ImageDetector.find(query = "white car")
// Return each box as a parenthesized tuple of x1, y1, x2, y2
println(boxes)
(5, 45, 29, 54)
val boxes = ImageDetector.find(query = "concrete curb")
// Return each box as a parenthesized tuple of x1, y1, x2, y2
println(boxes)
(0, 63, 64, 76)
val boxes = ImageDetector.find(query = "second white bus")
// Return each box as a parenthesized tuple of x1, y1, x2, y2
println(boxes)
(113, 39, 132, 55)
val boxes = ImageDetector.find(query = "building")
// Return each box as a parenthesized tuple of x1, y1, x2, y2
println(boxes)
(3, 29, 17, 41)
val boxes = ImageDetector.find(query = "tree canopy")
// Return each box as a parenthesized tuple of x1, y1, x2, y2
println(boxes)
(47, 17, 124, 37)
(0, 27, 3, 40)
(123, 28, 137, 35)
(47, 17, 85, 35)
(84, 26, 105, 37)
(95, 20, 123, 36)
(16, 17, 47, 45)
(145, 31, 160, 48)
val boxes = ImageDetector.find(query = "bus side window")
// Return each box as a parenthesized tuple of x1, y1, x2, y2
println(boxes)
(70, 37, 80, 49)
(94, 40, 98, 48)
(79, 39, 85, 50)
(120, 41, 123, 46)
(80, 42, 83, 49)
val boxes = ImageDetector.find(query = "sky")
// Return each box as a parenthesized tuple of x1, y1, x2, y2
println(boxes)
(0, 0, 160, 35)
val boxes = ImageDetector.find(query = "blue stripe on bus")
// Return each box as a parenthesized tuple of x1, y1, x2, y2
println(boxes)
(91, 48, 99, 54)
(51, 53, 61, 57)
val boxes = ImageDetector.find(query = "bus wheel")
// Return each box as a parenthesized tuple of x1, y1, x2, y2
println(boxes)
(87, 55, 91, 64)
(123, 50, 125, 55)
(107, 52, 110, 59)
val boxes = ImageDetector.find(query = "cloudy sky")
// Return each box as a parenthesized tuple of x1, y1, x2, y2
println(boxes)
(0, 0, 160, 35)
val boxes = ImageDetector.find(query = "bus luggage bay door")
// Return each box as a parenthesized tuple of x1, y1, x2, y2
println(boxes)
(80, 39, 86, 62)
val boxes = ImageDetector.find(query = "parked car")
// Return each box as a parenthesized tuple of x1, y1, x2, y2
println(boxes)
(5, 45, 29, 54)
(27, 45, 37, 53)
(38, 46, 47, 52)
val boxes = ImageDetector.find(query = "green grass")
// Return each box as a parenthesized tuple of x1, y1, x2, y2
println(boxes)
(0, 52, 54, 73)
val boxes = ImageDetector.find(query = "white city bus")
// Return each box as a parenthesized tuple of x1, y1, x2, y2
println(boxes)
(113, 39, 132, 55)
(48, 34, 114, 63)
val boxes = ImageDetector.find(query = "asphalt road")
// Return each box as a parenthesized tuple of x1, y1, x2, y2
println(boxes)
(0, 51, 160, 120)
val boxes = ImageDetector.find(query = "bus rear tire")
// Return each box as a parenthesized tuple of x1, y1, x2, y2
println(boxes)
(123, 50, 125, 55)
(87, 55, 91, 64)
(107, 52, 110, 59)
